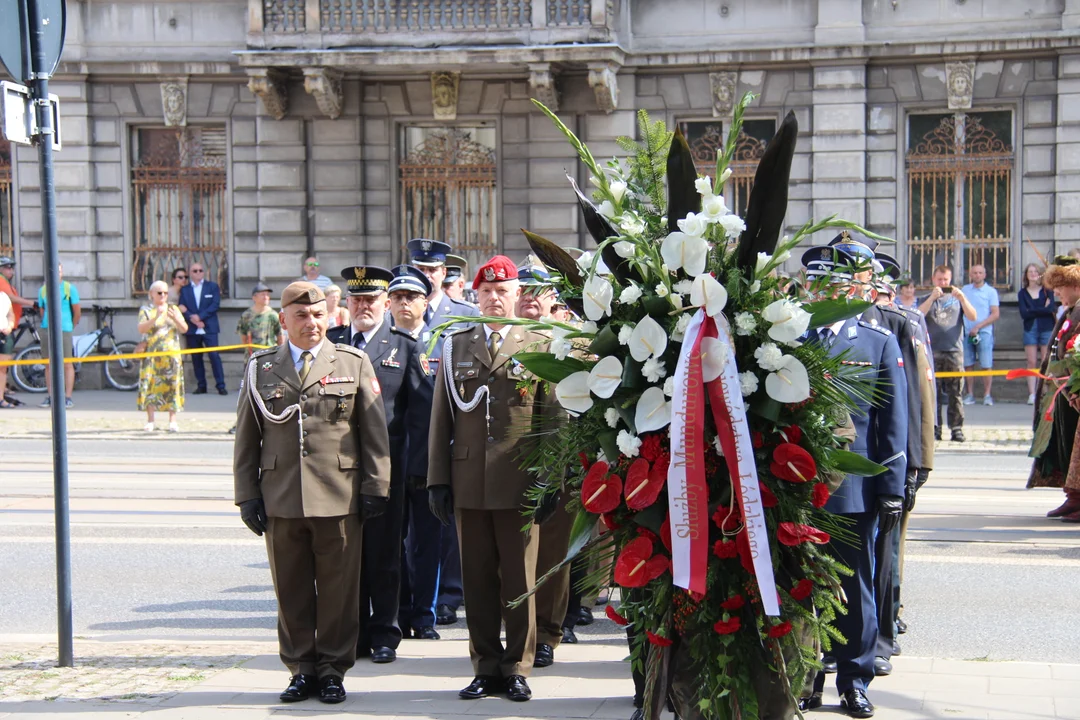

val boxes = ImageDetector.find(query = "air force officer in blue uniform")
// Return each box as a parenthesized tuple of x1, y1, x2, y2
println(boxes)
(408, 238, 479, 625)
(802, 241, 908, 719)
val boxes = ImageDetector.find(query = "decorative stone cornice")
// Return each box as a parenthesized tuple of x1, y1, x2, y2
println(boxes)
(160, 77, 189, 127)
(303, 68, 343, 119)
(946, 60, 975, 110)
(709, 71, 737, 118)
(528, 63, 559, 112)
(587, 62, 619, 114)
(246, 68, 289, 120)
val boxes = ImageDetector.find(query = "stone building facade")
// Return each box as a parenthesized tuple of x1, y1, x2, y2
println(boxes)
(3, 0, 1080, 356)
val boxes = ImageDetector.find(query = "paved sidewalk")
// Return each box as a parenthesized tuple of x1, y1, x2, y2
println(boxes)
(0, 639, 1077, 719)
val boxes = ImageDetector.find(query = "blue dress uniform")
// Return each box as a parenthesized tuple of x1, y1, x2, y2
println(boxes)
(327, 266, 434, 661)
(408, 238, 480, 619)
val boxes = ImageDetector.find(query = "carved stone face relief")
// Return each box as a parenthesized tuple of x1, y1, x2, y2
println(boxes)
(160, 79, 188, 127)
(431, 72, 460, 121)
(946, 61, 974, 110)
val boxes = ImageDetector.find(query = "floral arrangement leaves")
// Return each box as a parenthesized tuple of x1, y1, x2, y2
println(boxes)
(734, 110, 799, 272)
(666, 128, 702, 235)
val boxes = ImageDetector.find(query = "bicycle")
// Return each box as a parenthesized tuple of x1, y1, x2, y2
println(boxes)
(12, 305, 141, 392)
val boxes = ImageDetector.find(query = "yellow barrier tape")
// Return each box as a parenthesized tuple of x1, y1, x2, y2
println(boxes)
(0, 343, 272, 368)
(935, 369, 1032, 378)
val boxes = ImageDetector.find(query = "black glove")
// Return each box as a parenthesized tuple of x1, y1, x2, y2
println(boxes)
(877, 494, 904, 535)
(429, 486, 454, 526)
(914, 468, 930, 492)
(408, 474, 428, 491)
(361, 494, 388, 521)
(534, 489, 561, 526)
(239, 498, 267, 536)
(903, 470, 918, 513)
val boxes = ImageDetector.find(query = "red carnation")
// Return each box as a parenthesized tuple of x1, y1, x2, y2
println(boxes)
(646, 630, 673, 647)
(720, 594, 745, 611)
(790, 578, 814, 601)
(605, 605, 629, 626)
(659, 514, 672, 553)
(713, 506, 742, 532)
(770, 443, 817, 483)
(777, 522, 830, 546)
(578, 452, 590, 470)
(625, 458, 666, 511)
(776, 426, 802, 445)
(767, 621, 793, 639)
(639, 433, 664, 462)
(751, 431, 764, 449)
(713, 617, 741, 635)
(713, 539, 738, 559)
(760, 483, 778, 508)
(735, 528, 756, 575)
(812, 482, 830, 508)
(582, 461, 622, 514)
(614, 536, 670, 588)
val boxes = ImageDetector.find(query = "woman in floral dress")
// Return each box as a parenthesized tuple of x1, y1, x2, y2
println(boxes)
(137, 280, 188, 432)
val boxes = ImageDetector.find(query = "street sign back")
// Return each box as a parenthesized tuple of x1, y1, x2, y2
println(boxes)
(0, 0, 66, 83)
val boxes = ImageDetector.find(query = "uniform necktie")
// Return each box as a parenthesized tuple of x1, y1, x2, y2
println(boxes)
(488, 331, 502, 359)
(818, 328, 833, 347)
(298, 351, 313, 383)
(352, 332, 366, 351)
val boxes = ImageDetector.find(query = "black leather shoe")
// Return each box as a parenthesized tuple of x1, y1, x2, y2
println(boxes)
(217, 388, 228, 395)
(459, 675, 502, 699)
(951, 428, 965, 443)
(193, 388, 207, 395)
(798, 693, 823, 711)
(577, 606, 594, 625)
(436, 603, 457, 625)
(371, 646, 396, 663)
(934, 426, 942, 441)
(822, 656, 838, 674)
(413, 626, 440, 640)
(505, 674, 532, 702)
(873, 656, 892, 676)
(891, 638, 902, 656)
(534, 643, 554, 668)
(561, 626, 578, 644)
(896, 616, 908, 634)
(630, 709, 645, 720)
(318, 675, 346, 704)
(279, 674, 316, 702)
(840, 688, 875, 718)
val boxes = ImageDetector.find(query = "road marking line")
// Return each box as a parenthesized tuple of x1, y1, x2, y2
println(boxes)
(905, 554, 1080, 567)
(1, 536, 264, 546)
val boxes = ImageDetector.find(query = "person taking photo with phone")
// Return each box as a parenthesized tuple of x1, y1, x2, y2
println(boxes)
(919, 265, 977, 442)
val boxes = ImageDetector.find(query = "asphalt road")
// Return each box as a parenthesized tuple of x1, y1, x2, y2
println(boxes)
(2, 439, 1079, 663)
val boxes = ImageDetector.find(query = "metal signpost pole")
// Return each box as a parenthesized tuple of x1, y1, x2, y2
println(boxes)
(24, 0, 73, 666)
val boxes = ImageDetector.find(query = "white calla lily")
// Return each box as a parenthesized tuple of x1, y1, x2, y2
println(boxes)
(582, 274, 614, 321)
(700, 336, 730, 383)
(588, 356, 623, 399)
(690, 273, 728, 317)
(764, 355, 811, 404)
(628, 315, 668, 362)
(555, 371, 594, 414)
(635, 386, 672, 433)
(660, 232, 709, 277)
(762, 298, 812, 343)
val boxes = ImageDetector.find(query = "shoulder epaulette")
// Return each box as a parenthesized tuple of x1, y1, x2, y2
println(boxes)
(389, 326, 419, 342)
(334, 343, 365, 357)
(446, 324, 476, 337)
(857, 320, 892, 336)
(250, 346, 277, 358)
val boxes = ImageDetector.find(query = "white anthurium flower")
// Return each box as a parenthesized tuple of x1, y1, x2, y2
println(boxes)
(700, 336, 730, 383)
(609, 180, 628, 203)
(629, 315, 668, 362)
(613, 240, 636, 258)
(762, 298, 812, 343)
(701, 194, 729, 222)
(676, 212, 709, 238)
(690, 273, 728, 317)
(695, 177, 713, 196)
(765, 355, 811, 404)
(635, 386, 672, 433)
(582, 274, 614, 322)
(588, 356, 623, 399)
(555, 371, 593, 414)
(598, 200, 617, 220)
(660, 231, 709, 277)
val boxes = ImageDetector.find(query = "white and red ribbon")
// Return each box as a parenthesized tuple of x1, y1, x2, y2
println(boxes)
(668, 309, 779, 616)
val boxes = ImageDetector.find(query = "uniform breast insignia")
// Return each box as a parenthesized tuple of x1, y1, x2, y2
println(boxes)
(897, 357, 905, 368)
(858, 320, 892, 337)
(839, 360, 874, 367)
(457, 361, 474, 368)
(419, 354, 432, 375)
(847, 325, 858, 339)
(262, 361, 273, 371)
(321, 375, 355, 385)
(370, 377, 382, 395)
(510, 359, 525, 377)
(382, 347, 401, 368)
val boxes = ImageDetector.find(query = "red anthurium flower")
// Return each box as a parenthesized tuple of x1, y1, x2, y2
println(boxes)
(582, 461, 622, 514)
(713, 617, 741, 635)
(777, 522, 830, 546)
(720, 594, 745, 611)
(646, 631, 673, 647)
(625, 458, 665, 510)
(605, 605, 629, 626)
(636, 526, 659, 544)
(712, 538, 738, 559)
(614, 536, 669, 587)
(767, 621, 793, 638)
(760, 483, 778, 508)
(776, 426, 802, 445)
(659, 514, 672, 553)
(812, 482, 830, 508)
(790, 578, 814, 601)
(770, 443, 817, 483)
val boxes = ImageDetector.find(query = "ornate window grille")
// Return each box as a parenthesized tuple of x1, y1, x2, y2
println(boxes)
(319, 0, 531, 33)
(906, 112, 1014, 289)
(399, 127, 497, 268)
(131, 127, 229, 297)
(0, 139, 13, 259)
(677, 119, 776, 219)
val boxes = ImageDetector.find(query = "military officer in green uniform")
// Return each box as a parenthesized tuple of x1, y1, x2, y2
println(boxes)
(234, 281, 391, 705)
(427, 255, 554, 703)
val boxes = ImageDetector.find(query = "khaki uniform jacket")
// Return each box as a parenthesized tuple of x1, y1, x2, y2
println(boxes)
(427, 325, 554, 510)
(234, 342, 391, 518)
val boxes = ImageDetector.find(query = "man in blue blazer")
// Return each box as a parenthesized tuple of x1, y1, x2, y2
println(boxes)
(801, 240, 908, 719)
(179, 262, 226, 394)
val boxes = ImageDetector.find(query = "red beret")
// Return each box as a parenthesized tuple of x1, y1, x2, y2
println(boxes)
(472, 255, 519, 290)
